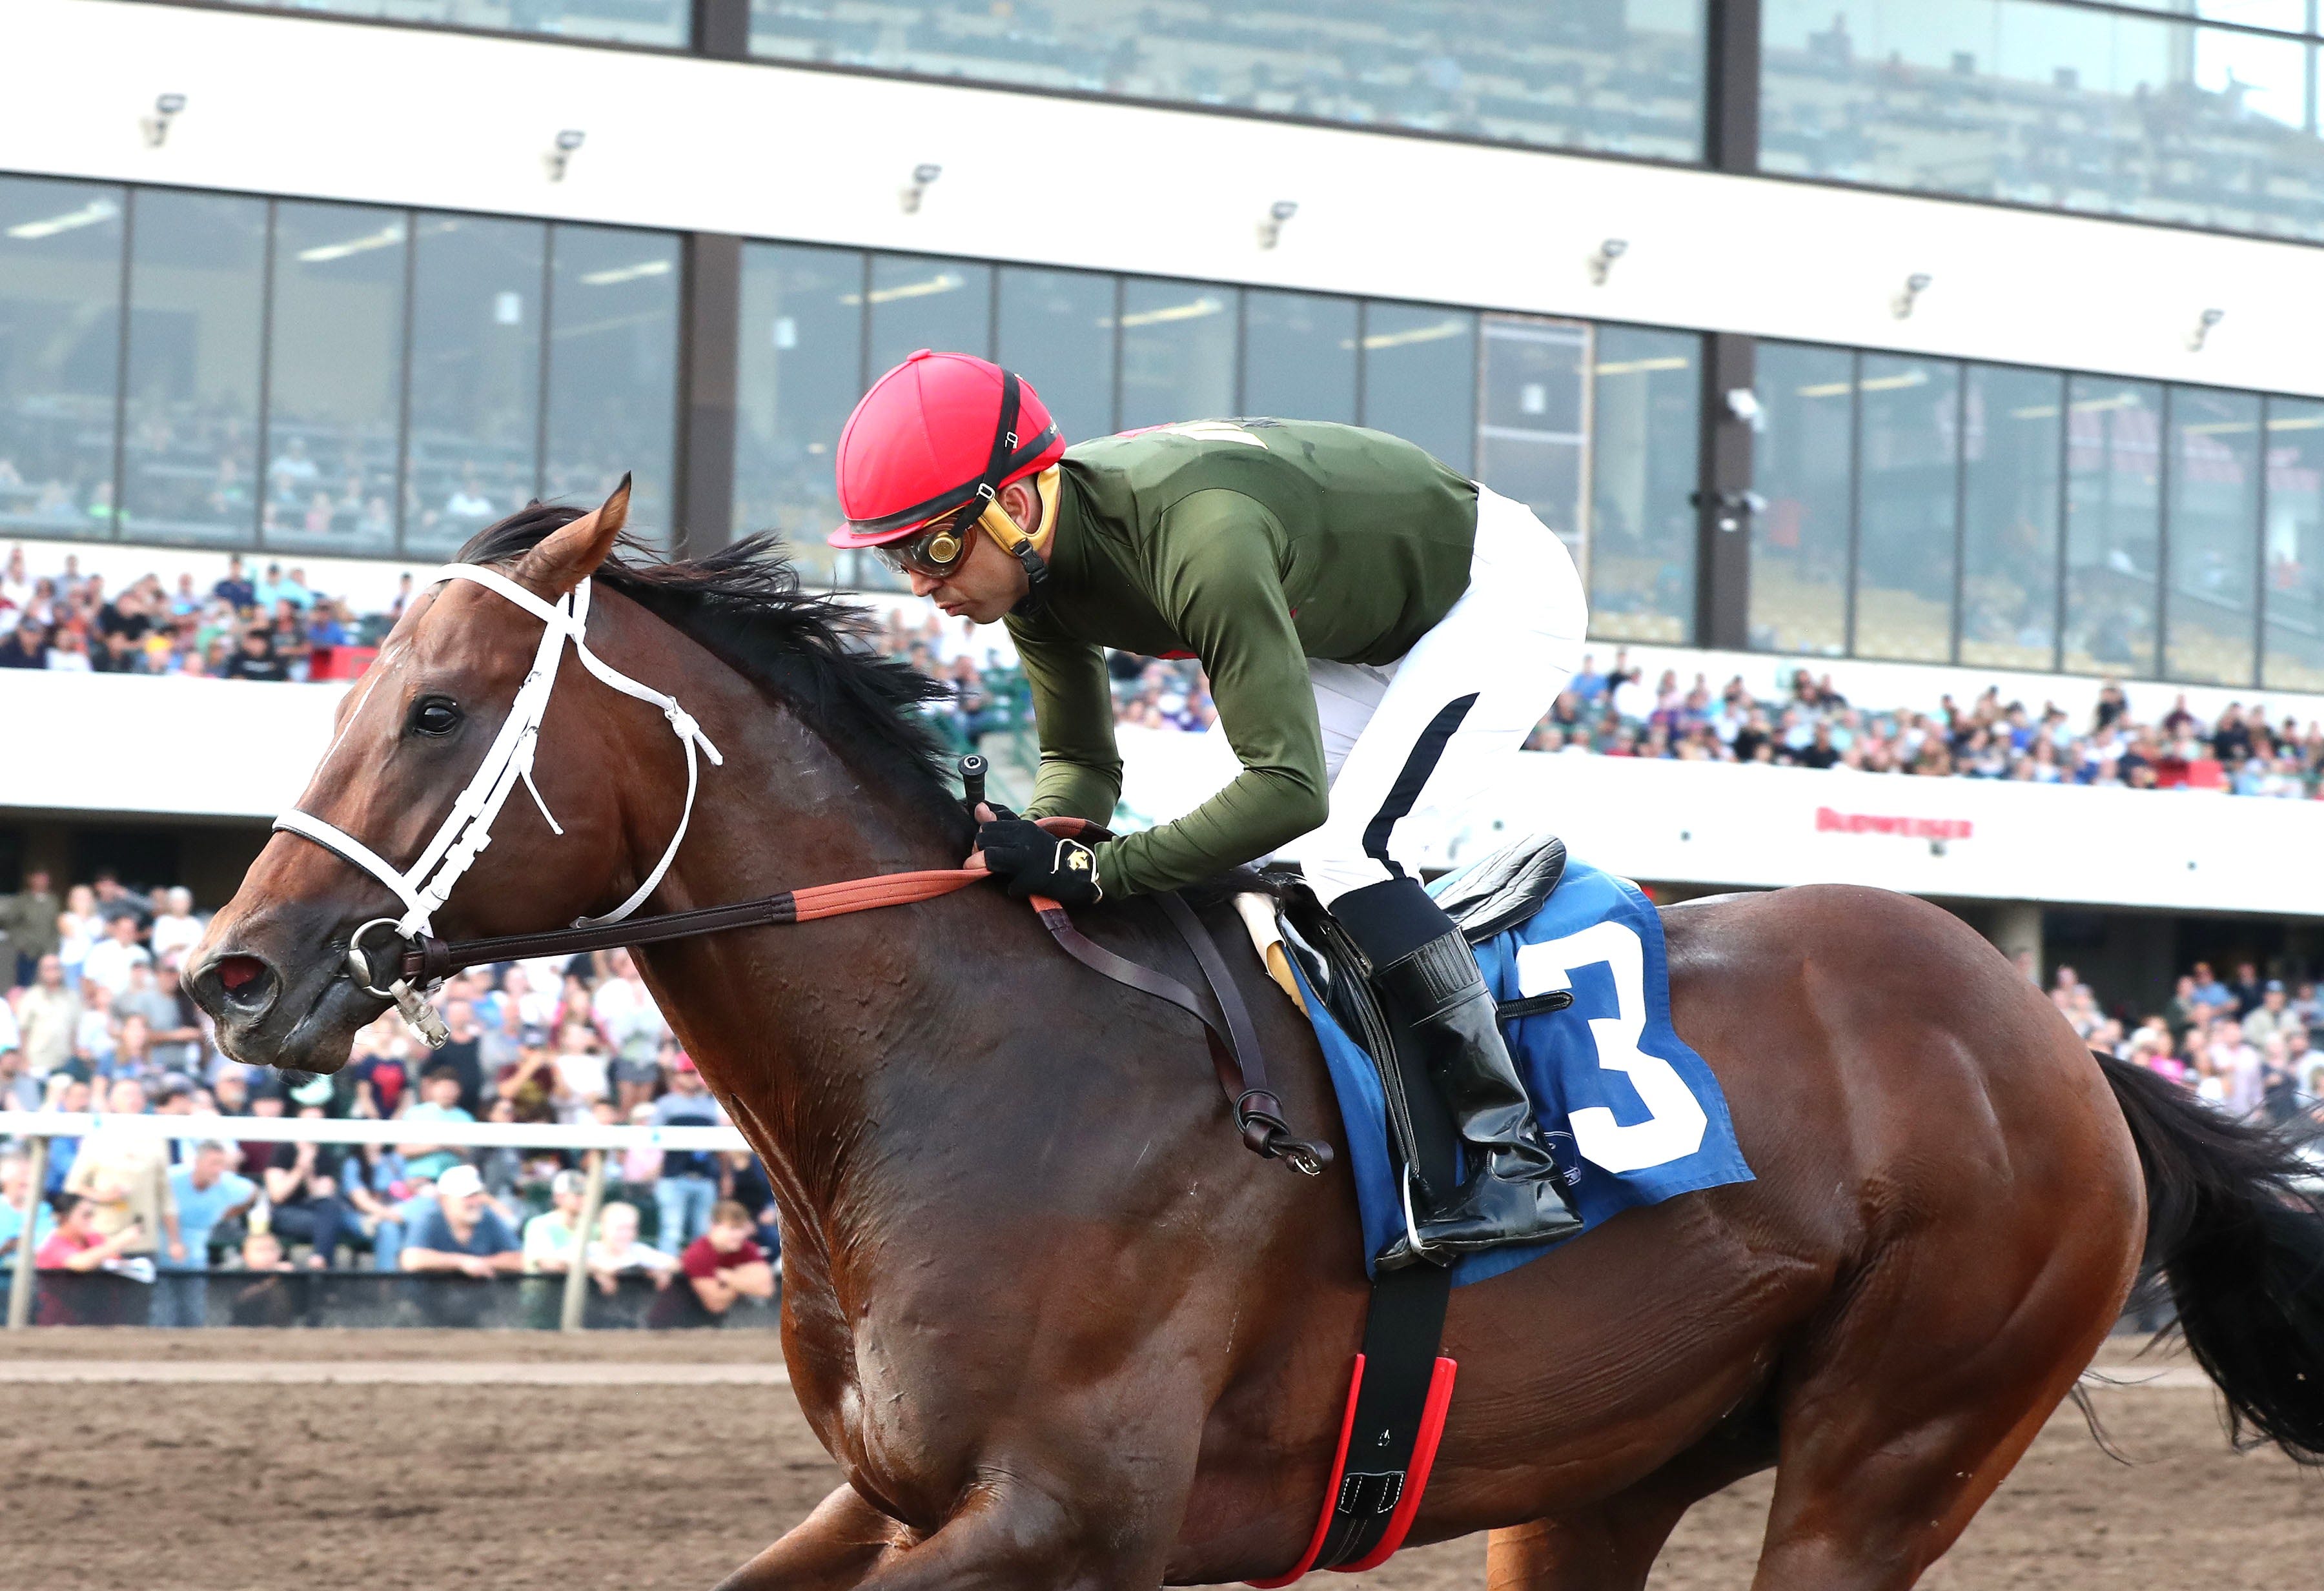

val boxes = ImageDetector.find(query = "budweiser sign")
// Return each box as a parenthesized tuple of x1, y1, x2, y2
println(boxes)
(1815, 806, 1973, 842)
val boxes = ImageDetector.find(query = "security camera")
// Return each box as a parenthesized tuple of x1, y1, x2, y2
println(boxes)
(1259, 200, 1300, 250)
(1587, 238, 1628, 286)
(546, 129, 586, 182)
(902, 164, 943, 214)
(2188, 307, 2226, 352)
(141, 93, 187, 148)
(1892, 271, 1933, 319)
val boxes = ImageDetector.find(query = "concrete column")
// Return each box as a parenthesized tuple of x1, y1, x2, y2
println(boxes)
(1987, 901, 2044, 987)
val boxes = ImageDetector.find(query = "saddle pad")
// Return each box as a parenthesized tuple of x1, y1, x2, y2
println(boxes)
(1293, 859, 1754, 1288)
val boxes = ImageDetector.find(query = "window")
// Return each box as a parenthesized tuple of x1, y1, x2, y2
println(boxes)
(1960, 365, 2064, 671)
(1476, 315, 1589, 563)
(202, 0, 689, 46)
(0, 176, 123, 542)
(2063, 376, 2164, 676)
(1853, 354, 1959, 662)
(120, 190, 268, 548)
(749, 0, 1707, 164)
(866, 256, 992, 378)
(1760, 0, 2324, 242)
(403, 215, 547, 560)
(1750, 343, 1853, 656)
(735, 243, 864, 587)
(263, 201, 407, 558)
(2165, 386, 2263, 685)
(1117, 279, 1236, 431)
(1587, 328, 1700, 645)
(997, 267, 1116, 441)
(1241, 290, 1358, 425)
(1360, 304, 1477, 475)
(2263, 397, 2324, 690)
(543, 225, 680, 542)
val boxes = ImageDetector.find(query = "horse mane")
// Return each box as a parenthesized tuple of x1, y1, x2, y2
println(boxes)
(458, 504, 971, 845)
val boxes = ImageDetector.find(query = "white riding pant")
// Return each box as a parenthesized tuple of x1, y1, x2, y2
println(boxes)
(1299, 485, 1587, 906)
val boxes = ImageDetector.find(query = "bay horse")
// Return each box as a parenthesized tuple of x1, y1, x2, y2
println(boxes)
(189, 489, 2324, 1590)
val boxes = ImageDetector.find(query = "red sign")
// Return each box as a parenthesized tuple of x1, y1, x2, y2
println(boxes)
(1815, 806, 1973, 842)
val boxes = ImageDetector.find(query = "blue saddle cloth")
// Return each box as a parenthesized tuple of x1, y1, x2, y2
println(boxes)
(1294, 859, 1754, 1288)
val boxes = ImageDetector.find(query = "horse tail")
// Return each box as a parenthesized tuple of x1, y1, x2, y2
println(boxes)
(2096, 1049, 2324, 1462)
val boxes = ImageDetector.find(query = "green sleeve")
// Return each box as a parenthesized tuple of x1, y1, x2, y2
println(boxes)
(1094, 489, 1328, 896)
(1006, 619, 1124, 825)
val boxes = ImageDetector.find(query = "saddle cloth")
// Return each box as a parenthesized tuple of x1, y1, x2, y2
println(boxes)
(1284, 840, 1755, 1288)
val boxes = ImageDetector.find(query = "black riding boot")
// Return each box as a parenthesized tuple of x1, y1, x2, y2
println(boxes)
(1332, 877, 1583, 1272)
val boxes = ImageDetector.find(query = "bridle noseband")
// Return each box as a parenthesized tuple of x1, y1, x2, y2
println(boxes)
(272, 563, 722, 1044)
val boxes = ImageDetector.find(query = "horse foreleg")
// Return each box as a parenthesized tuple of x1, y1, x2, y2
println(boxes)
(715, 1485, 913, 1591)
(716, 1460, 1192, 1591)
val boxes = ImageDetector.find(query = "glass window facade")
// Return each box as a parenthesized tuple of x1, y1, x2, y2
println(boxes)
(1360, 303, 1477, 476)
(1241, 290, 1358, 425)
(1118, 278, 1237, 431)
(1960, 364, 2064, 671)
(544, 225, 682, 542)
(191, 0, 688, 46)
(1751, 342, 1855, 656)
(0, 174, 680, 559)
(0, 176, 122, 541)
(2265, 398, 2324, 690)
(1589, 327, 1700, 645)
(1476, 315, 1591, 565)
(866, 255, 992, 378)
(2164, 386, 2263, 685)
(749, 0, 1708, 163)
(735, 244, 864, 588)
(1853, 354, 1960, 663)
(2064, 375, 2165, 676)
(1762, 0, 2324, 241)
(996, 267, 1117, 441)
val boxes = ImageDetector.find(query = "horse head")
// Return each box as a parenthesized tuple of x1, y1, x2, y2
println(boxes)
(187, 480, 666, 1074)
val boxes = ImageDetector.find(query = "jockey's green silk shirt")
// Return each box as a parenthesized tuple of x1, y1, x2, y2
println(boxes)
(1004, 419, 1478, 897)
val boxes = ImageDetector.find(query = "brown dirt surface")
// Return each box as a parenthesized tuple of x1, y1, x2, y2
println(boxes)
(4, 1333, 2318, 1589)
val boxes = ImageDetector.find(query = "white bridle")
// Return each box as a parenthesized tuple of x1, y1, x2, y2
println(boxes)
(271, 563, 722, 1044)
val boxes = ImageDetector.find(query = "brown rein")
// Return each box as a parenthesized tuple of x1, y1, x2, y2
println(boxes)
(391, 853, 1332, 1175)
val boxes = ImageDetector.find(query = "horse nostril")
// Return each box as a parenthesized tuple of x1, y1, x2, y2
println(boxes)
(212, 955, 277, 1015)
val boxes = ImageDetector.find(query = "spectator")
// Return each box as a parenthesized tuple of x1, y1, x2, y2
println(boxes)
(650, 1053, 726, 1256)
(658, 1199, 777, 1329)
(0, 867, 61, 987)
(593, 950, 668, 1113)
(80, 914, 152, 998)
(398, 1163, 521, 1277)
(62, 1077, 181, 1264)
(584, 1201, 675, 1294)
(2245, 981, 2295, 1048)
(36, 1192, 143, 1273)
(520, 1168, 591, 1275)
(398, 1067, 475, 1182)
(264, 1099, 355, 1268)
(56, 884, 99, 988)
(149, 888, 203, 966)
(155, 1140, 258, 1327)
(0, 1146, 57, 1281)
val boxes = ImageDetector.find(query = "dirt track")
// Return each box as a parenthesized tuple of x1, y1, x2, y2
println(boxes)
(4, 1333, 2317, 1589)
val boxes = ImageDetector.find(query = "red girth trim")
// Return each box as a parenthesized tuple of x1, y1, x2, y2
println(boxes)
(1246, 1355, 1459, 1586)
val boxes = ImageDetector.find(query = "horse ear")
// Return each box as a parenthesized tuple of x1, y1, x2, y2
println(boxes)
(514, 474, 630, 600)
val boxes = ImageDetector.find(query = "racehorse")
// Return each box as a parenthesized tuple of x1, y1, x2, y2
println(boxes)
(188, 489, 2324, 1590)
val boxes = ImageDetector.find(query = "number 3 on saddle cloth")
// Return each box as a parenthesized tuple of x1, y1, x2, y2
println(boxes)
(1250, 835, 1754, 1584)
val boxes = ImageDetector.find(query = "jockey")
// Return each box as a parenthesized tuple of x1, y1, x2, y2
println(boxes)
(829, 350, 1587, 1268)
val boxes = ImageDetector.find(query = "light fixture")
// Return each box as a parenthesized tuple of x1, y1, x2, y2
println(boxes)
(1891, 272, 1933, 319)
(546, 129, 586, 183)
(1258, 199, 1299, 250)
(141, 93, 187, 149)
(1587, 238, 1628, 286)
(901, 163, 943, 214)
(2188, 307, 2226, 352)
(1690, 489, 1767, 534)
(1724, 387, 1764, 432)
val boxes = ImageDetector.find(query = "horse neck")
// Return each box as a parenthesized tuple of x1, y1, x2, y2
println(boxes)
(607, 621, 986, 1215)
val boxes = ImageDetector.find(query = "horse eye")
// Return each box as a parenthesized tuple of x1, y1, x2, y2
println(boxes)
(411, 698, 463, 737)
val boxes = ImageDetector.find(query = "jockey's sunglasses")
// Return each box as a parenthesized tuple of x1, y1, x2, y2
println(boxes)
(874, 500, 983, 580)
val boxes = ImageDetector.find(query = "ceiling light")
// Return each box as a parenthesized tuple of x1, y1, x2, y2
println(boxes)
(1361, 319, 1468, 351)
(5, 198, 120, 240)
(578, 259, 673, 286)
(1117, 296, 1226, 328)
(296, 224, 405, 263)
(841, 272, 966, 307)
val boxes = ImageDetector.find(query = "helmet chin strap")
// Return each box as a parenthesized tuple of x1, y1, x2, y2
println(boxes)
(979, 466, 1061, 618)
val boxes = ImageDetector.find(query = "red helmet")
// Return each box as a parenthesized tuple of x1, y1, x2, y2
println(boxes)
(827, 350, 1065, 548)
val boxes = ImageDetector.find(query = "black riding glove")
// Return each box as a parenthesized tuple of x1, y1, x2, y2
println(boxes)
(976, 819, 1103, 906)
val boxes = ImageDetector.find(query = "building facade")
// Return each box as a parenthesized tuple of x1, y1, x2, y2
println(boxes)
(8, 0, 2324, 694)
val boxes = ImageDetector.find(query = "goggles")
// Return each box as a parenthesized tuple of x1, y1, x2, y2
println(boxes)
(873, 498, 984, 580)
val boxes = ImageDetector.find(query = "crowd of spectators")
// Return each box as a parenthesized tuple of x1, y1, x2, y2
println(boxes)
(0, 869, 777, 1329)
(2064, 955, 2324, 1128)
(1518, 649, 2324, 799)
(0, 541, 399, 682)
